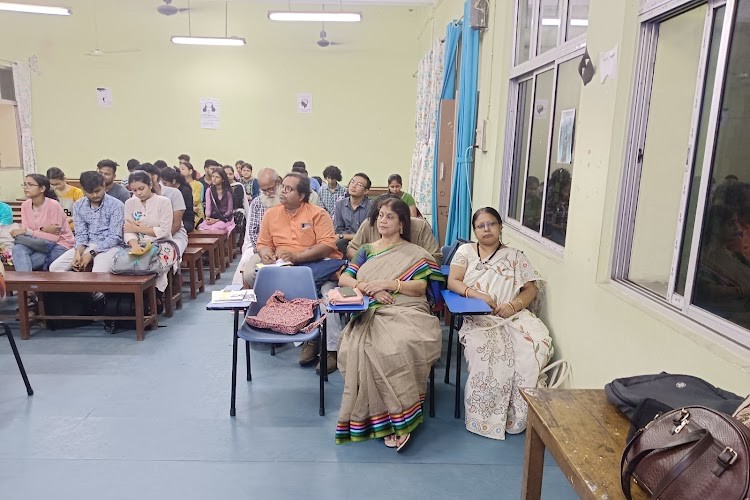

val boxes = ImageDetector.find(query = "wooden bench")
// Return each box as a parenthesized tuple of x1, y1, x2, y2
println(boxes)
(3, 271, 159, 341)
(521, 388, 648, 500)
(190, 230, 230, 270)
(186, 237, 221, 284)
(162, 267, 183, 318)
(181, 247, 205, 299)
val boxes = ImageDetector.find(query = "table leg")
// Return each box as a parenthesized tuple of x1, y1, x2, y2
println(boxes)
(521, 412, 545, 500)
(135, 289, 145, 341)
(207, 248, 217, 285)
(454, 335, 462, 419)
(230, 309, 239, 417)
(148, 286, 158, 331)
(18, 291, 30, 340)
(245, 339, 251, 381)
(319, 319, 326, 416)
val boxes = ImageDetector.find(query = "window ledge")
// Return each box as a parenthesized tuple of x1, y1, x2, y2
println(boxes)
(503, 222, 566, 263)
(600, 280, 750, 367)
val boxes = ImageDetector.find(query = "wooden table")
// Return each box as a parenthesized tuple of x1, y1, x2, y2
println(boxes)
(3, 271, 158, 341)
(521, 388, 648, 500)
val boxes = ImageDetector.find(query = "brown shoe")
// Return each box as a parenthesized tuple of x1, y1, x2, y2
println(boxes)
(316, 351, 338, 375)
(299, 341, 319, 366)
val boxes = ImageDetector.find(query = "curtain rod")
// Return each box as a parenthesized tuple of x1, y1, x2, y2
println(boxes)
(0, 58, 16, 64)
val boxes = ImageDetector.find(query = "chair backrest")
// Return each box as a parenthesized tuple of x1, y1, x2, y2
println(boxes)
(248, 266, 318, 316)
(442, 238, 472, 265)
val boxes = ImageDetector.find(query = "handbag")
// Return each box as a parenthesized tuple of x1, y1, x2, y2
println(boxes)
(326, 286, 364, 305)
(14, 234, 51, 253)
(245, 290, 324, 334)
(621, 406, 750, 500)
(111, 244, 162, 275)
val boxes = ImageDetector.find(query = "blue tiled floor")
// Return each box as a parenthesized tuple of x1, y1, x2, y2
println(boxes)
(0, 262, 577, 500)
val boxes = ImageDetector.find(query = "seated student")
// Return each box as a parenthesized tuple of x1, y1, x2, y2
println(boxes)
(122, 159, 140, 189)
(335, 198, 442, 450)
(319, 165, 347, 216)
(199, 159, 222, 194)
(160, 167, 195, 233)
(292, 161, 322, 206)
(387, 174, 418, 217)
(347, 193, 442, 264)
(239, 162, 260, 202)
(0, 202, 19, 268)
(47, 167, 84, 228)
(11, 174, 74, 271)
(178, 153, 190, 165)
(138, 163, 189, 255)
(50, 171, 125, 273)
(233, 168, 281, 285)
(178, 161, 205, 227)
(96, 159, 131, 203)
(123, 171, 178, 294)
(223, 164, 250, 215)
(333, 173, 373, 255)
(198, 167, 236, 236)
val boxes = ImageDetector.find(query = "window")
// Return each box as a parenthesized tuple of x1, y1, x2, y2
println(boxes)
(614, 0, 750, 348)
(502, 0, 589, 248)
(0, 66, 20, 169)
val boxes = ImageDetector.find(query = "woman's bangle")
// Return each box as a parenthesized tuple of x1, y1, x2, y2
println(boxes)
(395, 279, 402, 293)
(508, 302, 517, 313)
(515, 298, 524, 310)
(463, 286, 470, 298)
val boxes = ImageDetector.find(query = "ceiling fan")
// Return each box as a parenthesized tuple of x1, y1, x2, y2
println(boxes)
(316, 22, 343, 47)
(157, 0, 190, 16)
(84, 1, 140, 57)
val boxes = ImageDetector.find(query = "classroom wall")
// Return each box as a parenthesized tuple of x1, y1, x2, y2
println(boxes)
(0, 0, 422, 199)
(417, 0, 750, 393)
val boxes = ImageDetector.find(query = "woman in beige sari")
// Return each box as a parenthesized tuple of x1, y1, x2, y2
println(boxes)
(336, 198, 442, 452)
(448, 207, 553, 440)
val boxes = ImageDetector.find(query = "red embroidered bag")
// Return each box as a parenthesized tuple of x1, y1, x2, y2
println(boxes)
(244, 290, 324, 334)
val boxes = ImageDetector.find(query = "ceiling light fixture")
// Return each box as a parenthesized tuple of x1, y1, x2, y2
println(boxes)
(268, 11, 361, 22)
(0, 2, 71, 15)
(171, 35, 245, 46)
(171, 1, 245, 47)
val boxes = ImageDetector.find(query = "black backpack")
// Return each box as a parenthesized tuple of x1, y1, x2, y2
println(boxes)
(42, 292, 95, 330)
(103, 293, 152, 334)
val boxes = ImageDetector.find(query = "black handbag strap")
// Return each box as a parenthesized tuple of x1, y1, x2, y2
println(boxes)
(621, 428, 710, 500)
(651, 431, 714, 498)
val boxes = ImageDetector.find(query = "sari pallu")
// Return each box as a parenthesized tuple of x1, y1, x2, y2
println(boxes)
(335, 242, 442, 444)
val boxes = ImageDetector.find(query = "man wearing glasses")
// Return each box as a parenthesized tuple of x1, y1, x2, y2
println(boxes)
(234, 168, 282, 285)
(333, 173, 372, 255)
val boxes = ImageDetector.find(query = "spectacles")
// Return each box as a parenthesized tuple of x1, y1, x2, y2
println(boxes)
(260, 185, 277, 196)
(475, 221, 500, 230)
(349, 180, 366, 189)
(22, 183, 39, 188)
(281, 185, 296, 193)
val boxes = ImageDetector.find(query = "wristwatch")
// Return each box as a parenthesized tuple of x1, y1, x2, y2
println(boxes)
(338, 234, 344, 239)
(89, 249, 98, 257)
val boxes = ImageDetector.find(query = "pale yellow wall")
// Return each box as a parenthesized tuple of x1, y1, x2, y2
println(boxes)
(0, 103, 21, 170)
(418, 0, 749, 393)
(0, 0, 420, 193)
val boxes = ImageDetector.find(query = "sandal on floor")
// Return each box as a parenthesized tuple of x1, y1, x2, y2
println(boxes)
(383, 435, 398, 448)
(396, 433, 411, 453)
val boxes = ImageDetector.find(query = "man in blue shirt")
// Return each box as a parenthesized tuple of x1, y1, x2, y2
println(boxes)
(49, 171, 125, 273)
(333, 173, 372, 254)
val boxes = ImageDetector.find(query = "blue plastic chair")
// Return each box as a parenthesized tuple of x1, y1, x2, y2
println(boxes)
(234, 266, 327, 416)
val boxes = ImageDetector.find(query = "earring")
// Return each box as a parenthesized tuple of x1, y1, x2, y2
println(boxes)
(400, 227, 403, 235)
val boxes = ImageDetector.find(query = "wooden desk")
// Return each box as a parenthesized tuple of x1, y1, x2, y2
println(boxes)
(521, 388, 648, 500)
(3, 271, 158, 341)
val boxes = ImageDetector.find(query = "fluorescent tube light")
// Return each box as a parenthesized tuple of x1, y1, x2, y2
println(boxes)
(541, 18, 588, 26)
(171, 36, 246, 46)
(268, 11, 362, 22)
(0, 2, 71, 15)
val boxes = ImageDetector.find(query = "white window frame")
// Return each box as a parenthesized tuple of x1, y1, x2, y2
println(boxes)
(0, 65, 21, 170)
(613, 0, 750, 350)
(500, 0, 588, 251)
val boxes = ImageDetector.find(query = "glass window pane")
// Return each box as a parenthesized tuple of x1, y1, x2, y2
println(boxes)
(523, 69, 554, 232)
(676, 6, 725, 296)
(567, 0, 589, 40)
(0, 67, 14, 101)
(508, 80, 533, 221)
(541, 58, 581, 246)
(516, 0, 533, 65)
(538, 0, 561, 55)
(691, 0, 750, 331)
(627, 5, 707, 298)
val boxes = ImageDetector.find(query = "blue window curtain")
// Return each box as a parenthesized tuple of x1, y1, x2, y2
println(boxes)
(430, 21, 462, 239)
(445, 0, 480, 244)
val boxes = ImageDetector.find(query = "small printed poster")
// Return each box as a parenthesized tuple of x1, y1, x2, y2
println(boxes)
(533, 98, 548, 119)
(200, 97, 221, 129)
(96, 87, 112, 108)
(557, 108, 576, 164)
(297, 93, 313, 113)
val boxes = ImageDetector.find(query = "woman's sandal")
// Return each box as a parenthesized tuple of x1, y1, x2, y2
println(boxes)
(396, 433, 411, 453)
(383, 435, 398, 448)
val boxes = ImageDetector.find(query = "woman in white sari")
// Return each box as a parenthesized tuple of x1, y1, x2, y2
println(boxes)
(447, 207, 553, 440)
